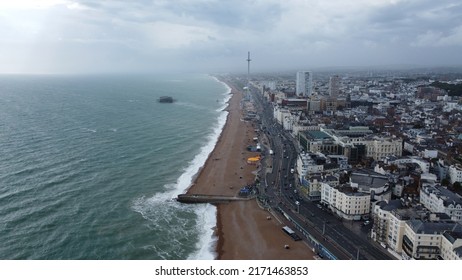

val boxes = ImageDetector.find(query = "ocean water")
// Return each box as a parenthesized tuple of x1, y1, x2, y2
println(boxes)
(0, 73, 231, 259)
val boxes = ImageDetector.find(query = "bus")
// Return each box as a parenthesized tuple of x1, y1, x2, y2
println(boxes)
(282, 226, 302, 241)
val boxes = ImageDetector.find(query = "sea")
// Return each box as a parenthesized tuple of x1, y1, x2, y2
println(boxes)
(0, 73, 231, 260)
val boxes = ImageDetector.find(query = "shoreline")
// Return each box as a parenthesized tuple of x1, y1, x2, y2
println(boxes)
(186, 77, 315, 259)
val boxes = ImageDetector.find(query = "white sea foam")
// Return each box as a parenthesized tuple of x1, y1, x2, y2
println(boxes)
(134, 97, 228, 202)
(174, 113, 228, 197)
(212, 76, 232, 112)
(210, 75, 232, 96)
(133, 82, 230, 259)
(187, 203, 218, 260)
(173, 79, 230, 259)
(216, 104, 227, 112)
(133, 108, 226, 259)
(131, 193, 208, 259)
(184, 126, 227, 258)
(216, 94, 232, 112)
(179, 77, 231, 260)
(132, 194, 218, 259)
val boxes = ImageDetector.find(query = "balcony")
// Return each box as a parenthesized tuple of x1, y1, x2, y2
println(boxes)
(402, 235, 414, 257)
(416, 246, 440, 255)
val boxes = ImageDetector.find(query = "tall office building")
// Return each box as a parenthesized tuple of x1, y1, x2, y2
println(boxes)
(296, 71, 313, 97)
(329, 75, 340, 97)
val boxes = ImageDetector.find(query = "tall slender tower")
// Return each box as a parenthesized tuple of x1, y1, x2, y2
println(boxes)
(246, 51, 251, 86)
(244, 51, 252, 101)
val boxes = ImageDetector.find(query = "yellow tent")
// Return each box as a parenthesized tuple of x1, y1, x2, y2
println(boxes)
(247, 156, 261, 164)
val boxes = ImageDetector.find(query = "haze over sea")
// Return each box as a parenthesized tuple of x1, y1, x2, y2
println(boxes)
(0, 73, 231, 259)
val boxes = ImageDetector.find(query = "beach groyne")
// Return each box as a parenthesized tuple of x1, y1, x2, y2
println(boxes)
(177, 194, 252, 204)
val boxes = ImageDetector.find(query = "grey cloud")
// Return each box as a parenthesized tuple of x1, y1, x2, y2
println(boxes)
(366, 1, 462, 40)
(72, 0, 282, 30)
(160, 0, 281, 31)
(2, 0, 462, 74)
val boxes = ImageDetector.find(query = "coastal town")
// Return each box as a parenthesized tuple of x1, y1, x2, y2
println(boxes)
(210, 67, 462, 260)
(5, 2, 462, 280)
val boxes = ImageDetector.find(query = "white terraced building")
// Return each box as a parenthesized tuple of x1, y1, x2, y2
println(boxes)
(420, 184, 462, 222)
(441, 231, 462, 260)
(321, 183, 370, 220)
(402, 219, 462, 260)
(449, 165, 462, 184)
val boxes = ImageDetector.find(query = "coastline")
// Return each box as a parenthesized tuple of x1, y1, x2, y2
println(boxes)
(186, 77, 315, 259)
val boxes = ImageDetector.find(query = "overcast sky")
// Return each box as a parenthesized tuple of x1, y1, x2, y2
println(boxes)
(1, 0, 462, 74)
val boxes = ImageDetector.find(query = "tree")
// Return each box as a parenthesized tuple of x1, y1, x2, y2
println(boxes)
(441, 177, 450, 187)
(453, 181, 462, 191)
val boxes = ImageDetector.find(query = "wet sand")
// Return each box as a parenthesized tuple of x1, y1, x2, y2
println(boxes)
(186, 80, 314, 259)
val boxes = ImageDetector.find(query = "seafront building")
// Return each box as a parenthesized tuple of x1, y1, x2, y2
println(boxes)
(441, 231, 462, 259)
(371, 200, 462, 259)
(297, 126, 402, 162)
(402, 219, 462, 260)
(321, 183, 371, 220)
(250, 69, 462, 258)
(371, 201, 424, 255)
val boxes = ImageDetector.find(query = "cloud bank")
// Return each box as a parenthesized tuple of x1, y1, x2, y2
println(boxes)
(1, 0, 461, 73)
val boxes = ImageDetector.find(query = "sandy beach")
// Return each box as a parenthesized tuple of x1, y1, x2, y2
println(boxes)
(186, 79, 315, 259)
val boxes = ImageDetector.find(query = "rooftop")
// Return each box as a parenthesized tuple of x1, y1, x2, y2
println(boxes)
(351, 170, 389, 190)
(442, 230, 462, 244)
(302, 130, 331, 140)
(407, 219, 462, 235)
(391, 207, 425, 221)
(337, 184, 370, 197)
(380, 199, 403, 211)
